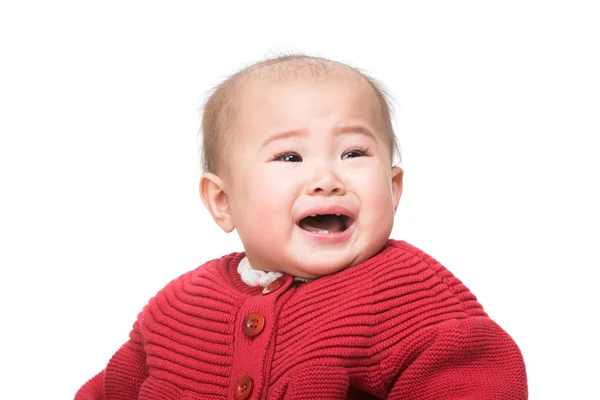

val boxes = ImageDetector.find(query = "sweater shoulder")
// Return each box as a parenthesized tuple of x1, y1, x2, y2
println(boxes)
(378, 239, 487, 318)
(149, 253, 226, 295)
(139, 251, 248, 322)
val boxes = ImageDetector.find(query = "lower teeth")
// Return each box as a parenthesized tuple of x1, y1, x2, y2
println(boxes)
(317, 230, 330, 234)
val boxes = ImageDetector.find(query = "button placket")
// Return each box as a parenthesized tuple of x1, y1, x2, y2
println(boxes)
(230, 274, 292, 399)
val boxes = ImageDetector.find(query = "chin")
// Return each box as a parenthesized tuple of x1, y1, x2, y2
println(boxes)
(292, 255, 355, 279)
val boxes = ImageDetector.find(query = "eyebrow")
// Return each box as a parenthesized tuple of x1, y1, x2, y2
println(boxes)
(332, 125, 377, 140)
(261, 125, 377, 148)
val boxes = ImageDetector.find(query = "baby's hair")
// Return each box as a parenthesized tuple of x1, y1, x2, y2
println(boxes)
(199, 53, 401, 175)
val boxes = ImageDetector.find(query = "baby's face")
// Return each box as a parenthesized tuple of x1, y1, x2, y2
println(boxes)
(224, 76, 403, 278)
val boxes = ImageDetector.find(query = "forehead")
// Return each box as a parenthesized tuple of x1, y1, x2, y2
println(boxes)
(233, 74, 385, 141)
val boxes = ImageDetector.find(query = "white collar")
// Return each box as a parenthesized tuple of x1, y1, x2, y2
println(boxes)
(237, 257, 312, 287)
(237, 257, 283, 287)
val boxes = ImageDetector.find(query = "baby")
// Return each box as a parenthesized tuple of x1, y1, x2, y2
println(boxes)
(76, 55, 527, 399)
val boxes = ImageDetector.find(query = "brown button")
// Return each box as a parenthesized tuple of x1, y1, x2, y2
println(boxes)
(242, 312, 265, 337)
(262, 277, 284, 294)
(234, 375, 253, 400)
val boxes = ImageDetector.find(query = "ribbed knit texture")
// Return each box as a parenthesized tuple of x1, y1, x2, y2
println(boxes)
(76, 240, 527, 399)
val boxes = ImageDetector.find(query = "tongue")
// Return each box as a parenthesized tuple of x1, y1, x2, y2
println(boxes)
(299, 215, 344, 233)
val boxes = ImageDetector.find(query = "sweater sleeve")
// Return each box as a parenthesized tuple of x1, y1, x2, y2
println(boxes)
(386, 316, 527, 400)
(75, 316, 148, 400)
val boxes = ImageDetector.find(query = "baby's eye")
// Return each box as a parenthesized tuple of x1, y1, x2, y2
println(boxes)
(274, 152, 302, 162)
(342, 148, 368, 159)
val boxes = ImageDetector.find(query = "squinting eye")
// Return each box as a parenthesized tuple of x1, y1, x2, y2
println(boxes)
(274, 152, 302, 162)
(342, 148, 367, 159)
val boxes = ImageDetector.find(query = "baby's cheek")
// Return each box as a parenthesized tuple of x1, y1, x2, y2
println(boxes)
(248, 181, 286, 224)
(361, 175, 393, 206)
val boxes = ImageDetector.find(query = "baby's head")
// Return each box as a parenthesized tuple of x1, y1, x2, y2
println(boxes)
(199, 55, 403, 279)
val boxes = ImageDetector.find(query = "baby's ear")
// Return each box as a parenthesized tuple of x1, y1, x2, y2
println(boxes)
(391, 166, 404, 213)
(199, 173, 235, 233)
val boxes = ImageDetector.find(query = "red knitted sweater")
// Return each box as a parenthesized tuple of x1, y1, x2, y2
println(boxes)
(76, 240, 527, 399)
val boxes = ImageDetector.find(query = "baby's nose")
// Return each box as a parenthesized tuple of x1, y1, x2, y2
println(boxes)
(307, 167, 346, 196)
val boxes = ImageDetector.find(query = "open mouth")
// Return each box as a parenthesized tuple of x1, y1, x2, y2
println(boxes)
(297, 213, 354, 235)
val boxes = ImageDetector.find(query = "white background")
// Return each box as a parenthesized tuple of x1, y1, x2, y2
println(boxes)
(1, 1, 599, 399)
